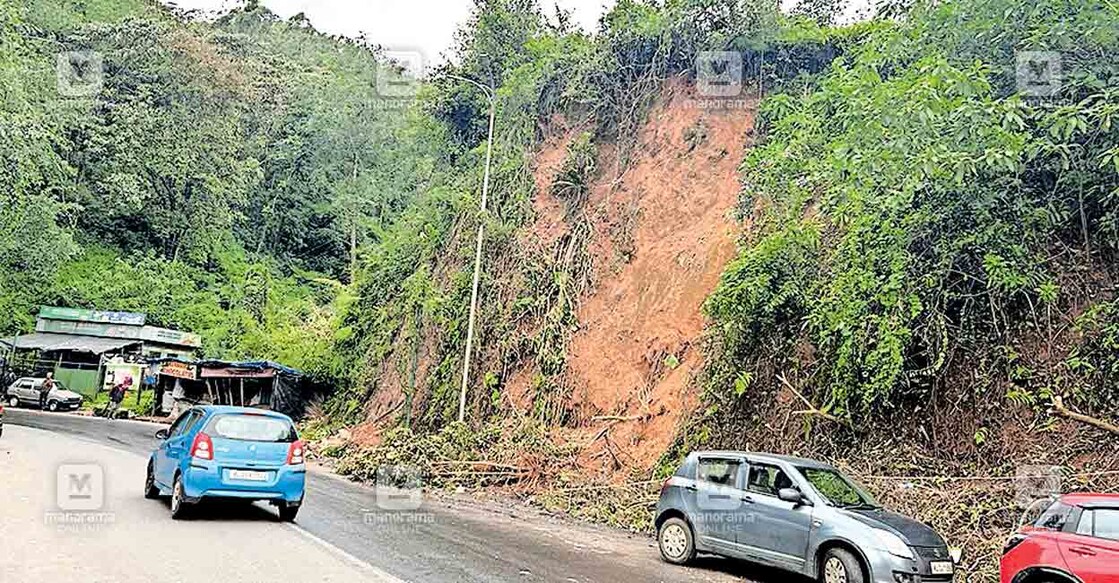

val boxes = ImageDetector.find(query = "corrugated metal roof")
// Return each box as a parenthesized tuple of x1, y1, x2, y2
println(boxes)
(0, 333, 142, 355)
(147, 357, 302, 377)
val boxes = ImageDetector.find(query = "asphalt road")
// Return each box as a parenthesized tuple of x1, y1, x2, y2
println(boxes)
(4, 409, 791, 583)
(0, 423, 381, 583)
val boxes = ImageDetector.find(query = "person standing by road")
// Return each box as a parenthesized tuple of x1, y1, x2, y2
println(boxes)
(39, 372, 55, 410)
(103, 376, 132, 419)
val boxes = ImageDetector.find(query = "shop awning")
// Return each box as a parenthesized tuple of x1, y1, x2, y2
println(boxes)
(147, 357, 302, 378)
(0, 333, 142, 355)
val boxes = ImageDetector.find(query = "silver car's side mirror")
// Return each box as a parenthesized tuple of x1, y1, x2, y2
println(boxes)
(778, 488, 810, 506)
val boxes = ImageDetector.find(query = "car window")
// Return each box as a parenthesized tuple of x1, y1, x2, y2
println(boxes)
(1079, 509, 1119, 541)
(1077, 510, 1095, 536)
(798, 466, 877, 507)
(1034, 501, 1074, 531)
(180, 412, 204, 436)
(168, 411, 195, 437)
(747, 463, 794, 497)
(1096, 509, 1119, 541)
(207, 414, 296, 443)
(697, 458, 741, 487)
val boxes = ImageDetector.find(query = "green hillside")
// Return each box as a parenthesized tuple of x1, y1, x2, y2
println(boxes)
(2, 0, 1118, 576)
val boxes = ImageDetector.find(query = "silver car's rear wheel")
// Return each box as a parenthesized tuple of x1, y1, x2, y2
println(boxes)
(662, 524, 687, 557)
(657, 517, 696, 565)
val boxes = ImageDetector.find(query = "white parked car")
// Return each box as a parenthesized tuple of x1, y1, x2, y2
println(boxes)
(5, 377, 84, 411)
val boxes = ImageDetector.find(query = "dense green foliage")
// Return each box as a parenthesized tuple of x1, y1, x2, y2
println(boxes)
(5, 0, 1116, 436)
(329, 0, 816, 427)
(707, 0, 1119, 419)
(0, 0, 440, 382)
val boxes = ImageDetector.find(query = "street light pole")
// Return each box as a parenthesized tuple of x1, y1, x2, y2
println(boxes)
(447, 74, 496, 424)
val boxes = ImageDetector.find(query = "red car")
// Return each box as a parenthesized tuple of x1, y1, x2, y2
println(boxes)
(1001, 493, 1119, 583)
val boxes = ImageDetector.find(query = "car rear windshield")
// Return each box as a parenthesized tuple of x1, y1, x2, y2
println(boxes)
(207, 414, 296, 442)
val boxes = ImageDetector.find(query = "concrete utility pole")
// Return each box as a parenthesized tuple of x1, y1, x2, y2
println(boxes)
(447, 74, 497, 424)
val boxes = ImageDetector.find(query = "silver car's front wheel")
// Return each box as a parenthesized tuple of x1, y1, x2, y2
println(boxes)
(820, 548, 865, 583)
(824, 557, 847, 583)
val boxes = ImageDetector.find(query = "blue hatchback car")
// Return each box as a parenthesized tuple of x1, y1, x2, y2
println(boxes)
(145, 406, 306, 521)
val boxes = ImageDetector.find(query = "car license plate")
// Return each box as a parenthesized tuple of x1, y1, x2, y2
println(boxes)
(930, 561, 955, 575)
(228, 469, 269, 482)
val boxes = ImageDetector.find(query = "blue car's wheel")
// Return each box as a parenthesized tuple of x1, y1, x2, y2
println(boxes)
(144, 462, 160, 499)
(278, 503, 300, 523)
(170, 475, 192, 520)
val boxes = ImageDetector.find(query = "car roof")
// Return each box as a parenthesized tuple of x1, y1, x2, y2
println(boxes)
(691, 450, 835, 470)
(193, 405, 292, 421)
(1062, 493, 1119, 509)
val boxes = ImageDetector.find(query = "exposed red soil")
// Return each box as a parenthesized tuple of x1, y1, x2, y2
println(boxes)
(557, 78, 756, 477)
(524, 119, 582, 254)
(503, 363, 538, 414)
(347, 80, 757, 477)
(351, 326, 443, 448)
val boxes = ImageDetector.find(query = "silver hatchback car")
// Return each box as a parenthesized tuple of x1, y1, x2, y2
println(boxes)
(655, 451, 958, 583)
(6, 377, 84, 411)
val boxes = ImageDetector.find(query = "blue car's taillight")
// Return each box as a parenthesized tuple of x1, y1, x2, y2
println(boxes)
(191, 432, 213, 460)
(286, 440, 304, 465)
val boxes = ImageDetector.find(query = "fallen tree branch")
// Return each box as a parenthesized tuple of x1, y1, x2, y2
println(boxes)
(590, 415, 643, 423)
(1052, 396, 1119, 435)
(777, 373, 851, 428)
(429, 460, 527, 471)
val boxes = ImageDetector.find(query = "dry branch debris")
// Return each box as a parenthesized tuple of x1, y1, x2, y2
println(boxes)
(1051, 396, 1119, 436)
(777, 373, 851, 428)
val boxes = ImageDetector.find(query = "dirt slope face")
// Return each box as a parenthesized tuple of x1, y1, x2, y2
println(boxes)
(528, 79, 756, 477)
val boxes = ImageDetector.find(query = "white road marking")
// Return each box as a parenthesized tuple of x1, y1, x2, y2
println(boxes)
(287, 523, 410, 583)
